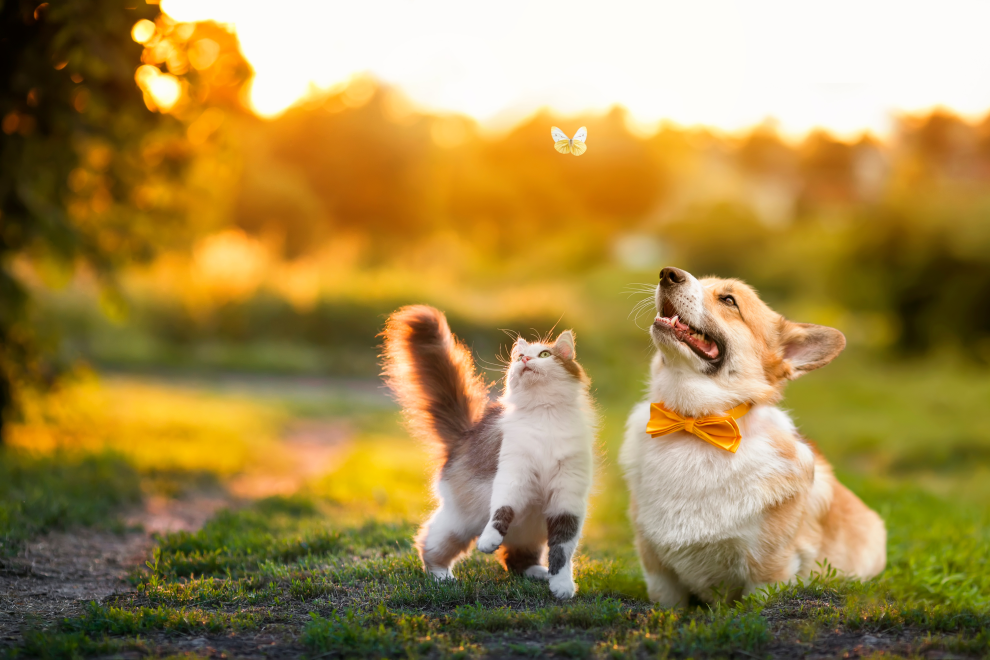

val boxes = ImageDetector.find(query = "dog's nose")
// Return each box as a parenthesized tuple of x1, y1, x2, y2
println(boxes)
(659, 267, 688, 287)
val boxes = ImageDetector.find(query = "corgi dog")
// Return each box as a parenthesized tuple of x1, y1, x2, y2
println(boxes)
(620, 267, 886, 606)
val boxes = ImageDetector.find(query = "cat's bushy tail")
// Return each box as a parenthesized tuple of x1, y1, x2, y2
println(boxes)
(382, 305, 489, 455)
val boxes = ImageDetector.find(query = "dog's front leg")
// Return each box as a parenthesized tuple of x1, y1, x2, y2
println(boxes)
(636, 530, 690, 607)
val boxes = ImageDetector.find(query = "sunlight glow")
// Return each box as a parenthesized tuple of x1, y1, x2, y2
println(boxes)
(131, 19, 156, 45)
(136, 64, 181, 112)
(161, 0, 990, 137)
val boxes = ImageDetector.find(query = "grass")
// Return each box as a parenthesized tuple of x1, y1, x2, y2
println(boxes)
(786, 355, 990, 505)
(0, 373, 296, 553)
(1, 358, 989, 658)
(5, 371, 288, 477)
(0, 450, 141, 554)
(5, 489, 989, 658)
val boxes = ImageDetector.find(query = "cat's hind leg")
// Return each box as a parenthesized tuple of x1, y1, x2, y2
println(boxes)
(498, 546, 548, 579)
(497, 513, 549, 580)
(416, 499, 477, 580)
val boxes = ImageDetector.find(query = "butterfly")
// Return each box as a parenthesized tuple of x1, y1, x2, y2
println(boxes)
(551, 126, 588, 156)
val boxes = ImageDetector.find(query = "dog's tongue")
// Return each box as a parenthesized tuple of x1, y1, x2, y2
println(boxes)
(661, 315, 720, 359)
(684, 331, 719, 359)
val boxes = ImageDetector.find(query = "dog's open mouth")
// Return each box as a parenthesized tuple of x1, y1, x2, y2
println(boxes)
(655, 300, 720, 360)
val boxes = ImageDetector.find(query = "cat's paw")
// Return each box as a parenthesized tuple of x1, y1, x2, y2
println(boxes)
(523, 565, 550, 580)
(549, 573, 576, 599)
(476, 526, 503, 554)
(429, 567, 456, 581)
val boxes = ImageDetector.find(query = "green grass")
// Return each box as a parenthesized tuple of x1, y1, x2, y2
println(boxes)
(65, 601, 259, 635)
(14, 630, 137, 660)
(0, 450, 141, 555)
(3, 360, 989, 658)
(785, 355, 990, 504)
(6, 373, 288, 477)
(10, 483, 982, 659)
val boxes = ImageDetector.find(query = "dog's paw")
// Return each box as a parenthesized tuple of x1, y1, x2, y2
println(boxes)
(549, 573, 576, 599)
(476, 526, 503, 554)
(523, 565, 550, 580)
(429, 567, 456, 581)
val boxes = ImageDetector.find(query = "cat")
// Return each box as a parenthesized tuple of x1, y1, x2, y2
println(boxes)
(382, 305, 596, 598)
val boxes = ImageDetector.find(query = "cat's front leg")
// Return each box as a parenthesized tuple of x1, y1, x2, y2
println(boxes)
(477, 470, 531, 554)
(477, 505, 514, 553)
(546, 511, 584, 598)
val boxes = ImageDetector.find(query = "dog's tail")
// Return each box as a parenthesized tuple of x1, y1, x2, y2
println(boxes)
(382, 305, 489, 456)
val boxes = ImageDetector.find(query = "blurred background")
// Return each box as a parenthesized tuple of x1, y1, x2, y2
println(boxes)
(2, 0, 989, 552)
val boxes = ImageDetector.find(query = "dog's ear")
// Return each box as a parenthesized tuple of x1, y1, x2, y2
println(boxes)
(779, 321, 845, 378)
(554, 330, 576, 360)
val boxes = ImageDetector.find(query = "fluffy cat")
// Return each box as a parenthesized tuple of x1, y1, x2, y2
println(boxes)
(382, 305, 596, 598)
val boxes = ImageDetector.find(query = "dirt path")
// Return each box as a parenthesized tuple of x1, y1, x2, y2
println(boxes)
(228, 420, 352, 499)
(0, 419, 352, 645)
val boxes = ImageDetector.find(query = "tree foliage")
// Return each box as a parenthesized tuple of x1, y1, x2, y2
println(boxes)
(0, 0, 250, 435)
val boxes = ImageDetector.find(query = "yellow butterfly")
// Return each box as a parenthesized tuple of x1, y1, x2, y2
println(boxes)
(551, 126, 588, 156)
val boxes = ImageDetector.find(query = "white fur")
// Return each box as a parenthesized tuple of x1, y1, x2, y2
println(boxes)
(620, 398, 815, 601)
(426, 334, 596, 599)
(622, 272, 834, 604)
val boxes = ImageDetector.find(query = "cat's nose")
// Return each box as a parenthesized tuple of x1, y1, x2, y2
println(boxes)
(521, 356, 530, 364)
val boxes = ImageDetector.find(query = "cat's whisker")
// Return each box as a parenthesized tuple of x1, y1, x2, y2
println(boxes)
(478, 357, 508, 373)
(500, 328, 521, 341)
(545, 313, 565, 341)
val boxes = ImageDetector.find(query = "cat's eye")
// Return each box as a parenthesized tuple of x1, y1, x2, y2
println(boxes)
(538, 350, 551, 358)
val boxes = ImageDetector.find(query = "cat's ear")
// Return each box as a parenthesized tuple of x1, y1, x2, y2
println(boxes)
(512, 337, 528, 357)
(554, 331, 576, 360)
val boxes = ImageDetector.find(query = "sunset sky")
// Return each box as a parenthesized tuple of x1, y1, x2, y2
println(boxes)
(161, 0, 990, 138)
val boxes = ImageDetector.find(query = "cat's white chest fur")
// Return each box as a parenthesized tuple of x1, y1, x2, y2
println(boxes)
(498, 401, 595, 491)
(501, 401, 592, 446)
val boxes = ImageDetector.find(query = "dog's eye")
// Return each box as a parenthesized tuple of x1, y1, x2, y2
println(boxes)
(720, 295, 737, 307)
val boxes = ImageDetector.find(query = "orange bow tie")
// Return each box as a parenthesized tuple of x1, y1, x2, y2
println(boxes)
(646, 401, 752, 453)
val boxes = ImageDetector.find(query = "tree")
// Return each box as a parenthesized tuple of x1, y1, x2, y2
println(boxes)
(0, 0, 249, 438)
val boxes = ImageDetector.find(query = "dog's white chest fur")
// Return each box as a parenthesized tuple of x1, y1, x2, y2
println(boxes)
(620, 402, 813, 589)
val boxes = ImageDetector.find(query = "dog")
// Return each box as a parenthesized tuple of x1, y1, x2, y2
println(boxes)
(620, 267, 886, 606)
